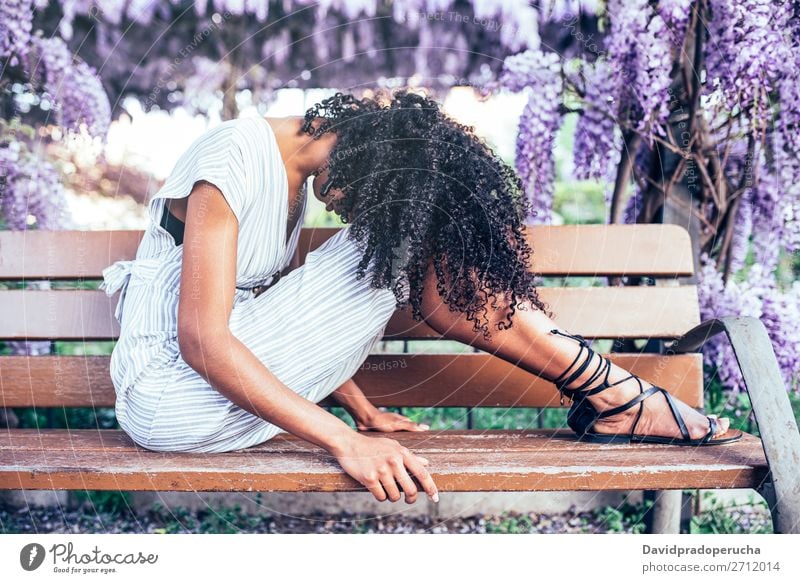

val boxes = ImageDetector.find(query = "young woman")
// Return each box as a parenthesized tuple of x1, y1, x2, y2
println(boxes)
(101, 90, 741, 505)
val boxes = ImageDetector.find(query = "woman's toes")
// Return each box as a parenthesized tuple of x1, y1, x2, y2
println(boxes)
(709, 415, 730, 437)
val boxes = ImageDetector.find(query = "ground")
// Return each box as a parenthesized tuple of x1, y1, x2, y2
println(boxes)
(0, 497, 773, 534)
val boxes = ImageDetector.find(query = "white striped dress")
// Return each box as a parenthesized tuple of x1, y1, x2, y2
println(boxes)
(100, 116, 400, 453)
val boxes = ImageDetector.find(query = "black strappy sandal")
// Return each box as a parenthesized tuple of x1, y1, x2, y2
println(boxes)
(548, 328, 743, 446)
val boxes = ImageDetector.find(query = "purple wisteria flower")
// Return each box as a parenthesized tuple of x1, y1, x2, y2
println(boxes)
(749, 168, 784, 274)
(573, 59, 621, 181)
(605, 0, 673, 137)
(773, 76, 800, 256)
(35, 36, 111, 138)
(634, 11, 674, 134)
(759, 280, 800, 393)
(656, 0, 693, 47)
(696, 253, 751, 394)
(499, 49, 563, 224)
(697, 253, 800, 394)
(0, 0, 33, 66)
(0, 143, 69, 230)
(622, 187, 643, 225)
(705, 0, 793, 136)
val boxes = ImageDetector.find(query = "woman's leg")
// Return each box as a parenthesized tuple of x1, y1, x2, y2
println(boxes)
(416, 258, 733, 440)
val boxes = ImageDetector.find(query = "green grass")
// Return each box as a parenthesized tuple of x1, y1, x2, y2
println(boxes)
(72, 491, 133, 515)
(593, 498, 653, 534)
(690, 491, 773, 534)
(484, 512, 540, 533)
(38, 488, 770, 534)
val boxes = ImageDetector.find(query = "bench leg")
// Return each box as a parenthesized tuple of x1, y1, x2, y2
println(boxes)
(756, 479, 779, 529)
(646, 490, 683, 533)
(669, 316, 800, 534)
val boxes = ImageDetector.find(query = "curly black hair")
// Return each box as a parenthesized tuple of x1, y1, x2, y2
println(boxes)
(302, 89, 552, 341)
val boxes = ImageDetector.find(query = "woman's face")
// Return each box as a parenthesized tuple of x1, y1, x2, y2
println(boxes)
(312, 166, 347, 214)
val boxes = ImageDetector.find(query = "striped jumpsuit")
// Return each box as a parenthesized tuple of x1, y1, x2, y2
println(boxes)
(100, 116, 401, 453)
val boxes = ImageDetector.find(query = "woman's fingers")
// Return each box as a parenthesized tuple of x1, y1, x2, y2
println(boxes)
(362, 412, 430, 432)
(398, 419, 429, 432)
(364, 476, 388, 503)
(391, 460, 419, 504)
(391, 413, 429, 431)
(403, 450, 439, 502)
(379, 470, 402, 503)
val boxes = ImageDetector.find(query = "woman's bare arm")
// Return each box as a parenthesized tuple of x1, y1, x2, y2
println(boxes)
(176, 181, 352, 453)
(176, 181, 438, 504)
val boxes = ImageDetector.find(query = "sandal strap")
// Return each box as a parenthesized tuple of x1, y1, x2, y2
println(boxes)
(549, 329, 635, 404)
(596, 383, 660, 419)
(552, 344, 597, 390)
(597, 384, 693, 442)
(550, 329, 718, 444)
(550, 330, 607, 396)
(658, 387, 691, 441)
(701, 417, 718, 444)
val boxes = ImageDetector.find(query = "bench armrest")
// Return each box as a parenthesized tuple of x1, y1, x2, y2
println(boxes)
(666, 316, 800, 533)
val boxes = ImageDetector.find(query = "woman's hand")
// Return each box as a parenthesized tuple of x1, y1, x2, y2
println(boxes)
(329, 378, 430, 433)
(356, 409, 430, 433)
(332, 432, 439, 504)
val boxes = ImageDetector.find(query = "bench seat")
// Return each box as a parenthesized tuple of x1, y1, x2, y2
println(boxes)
(2, 428, 768, 492)
(3, 225, 798, 533)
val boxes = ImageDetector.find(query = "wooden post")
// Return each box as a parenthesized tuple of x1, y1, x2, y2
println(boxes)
(648, 490, 684, 534)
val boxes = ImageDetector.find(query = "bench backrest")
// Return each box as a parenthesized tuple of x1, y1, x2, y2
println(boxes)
(0, 225, 704, 410)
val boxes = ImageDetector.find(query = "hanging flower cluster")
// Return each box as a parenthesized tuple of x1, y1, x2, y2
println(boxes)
(572, 59, 621, 181)
(40, 0, 541, 110)
(35, 37, 111, 137)
(605, 0, 674, 136)
(705, 0, 792, 136)
(0, 138, 68, 230)
(498, 49, 563, 224)
(499, 0, 799, 394)
(656, 0, 693, 46)
(0, 0, 33, 66)
(697, 254, 800, 394)
(1, 2, 111, 232)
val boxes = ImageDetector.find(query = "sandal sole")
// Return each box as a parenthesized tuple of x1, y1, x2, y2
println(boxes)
(575, 428, 744, 446)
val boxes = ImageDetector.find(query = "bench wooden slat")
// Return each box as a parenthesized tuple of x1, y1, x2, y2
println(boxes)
(298, 225, 695, 277)
(0, 230, 144, 280)
(0, 353, 704, 408)
(0, 429, 767, 492)
(0, 285, 700, 340)
(0, 225, 693, 280)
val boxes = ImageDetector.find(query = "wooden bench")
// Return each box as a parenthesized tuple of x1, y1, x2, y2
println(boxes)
(2, 224, 799, 533)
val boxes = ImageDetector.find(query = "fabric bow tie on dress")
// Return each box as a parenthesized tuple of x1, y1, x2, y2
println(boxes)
(99, 258, 162, 325)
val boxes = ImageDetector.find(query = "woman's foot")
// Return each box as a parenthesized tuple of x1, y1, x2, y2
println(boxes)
(580, 356, 733, 441)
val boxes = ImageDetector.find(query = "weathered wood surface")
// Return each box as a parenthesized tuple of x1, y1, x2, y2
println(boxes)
(0, 353, 704, 408)
(0, 285, 700, 340)
(0, 225, 693, 280)
(0, 429, 767, 492)
(0, 230, 144, 280)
